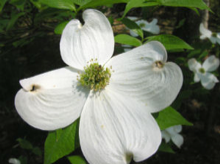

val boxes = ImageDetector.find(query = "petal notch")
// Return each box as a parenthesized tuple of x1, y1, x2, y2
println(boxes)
(80, 90, 161, 164)
(60, 9, 114, 70)
(15, 67, 89, 130)
(106, 41, 182, 113)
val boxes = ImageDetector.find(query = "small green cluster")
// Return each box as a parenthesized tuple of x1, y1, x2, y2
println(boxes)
(199, 68, 205, 74)
(212, 32, 217, 37)
(139, 23, 145, 28)
(78, 62, 111, 91)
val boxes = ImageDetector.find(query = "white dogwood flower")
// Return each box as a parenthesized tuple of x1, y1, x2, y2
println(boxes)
(188, 56, 219, 90)
(161, 125, 183, 148)
(15, 9, 183, 164)
(8, 158, 20, 164)
(199, 23, 220, 44)
(128, 17, 160, 37)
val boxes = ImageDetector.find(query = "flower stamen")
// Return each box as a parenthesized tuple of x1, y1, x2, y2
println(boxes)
(153, 61, 164, 69)
(78, 61, 111, 91)
(199, 68, 205, 74)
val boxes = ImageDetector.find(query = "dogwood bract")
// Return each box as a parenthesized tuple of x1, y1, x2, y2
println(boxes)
(161, 125, 183, 148)
(127, 17, 160, 37)
(8, 158, 21, 164)
(15, 9, 183, 164)
(188, 56, 219, 90)
(199, 23, 220, 44)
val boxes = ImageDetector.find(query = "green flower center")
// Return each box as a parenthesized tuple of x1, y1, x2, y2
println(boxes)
(199, 68, 205, 74)
(77, 61, 111, 91)
(212, 32, 217, 37)
(139, 23, 145, 28)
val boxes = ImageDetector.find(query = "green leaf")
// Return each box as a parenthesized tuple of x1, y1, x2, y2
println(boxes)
(123, 0, 159, 17)
(156, 106, 193, 130)
(115, 34, 142, 46)
(158, 142, 175, 153)
(39, 0, 76, 11)
(17, 138, 33, 150)
(6, 12, 25, 31)
(34, 8, 72, 23)
(188, 7, 200, 15)
(146, 34, 193, 52)
(123, 0, 210, 17)
(0, 19, 9, 31)
(121, 18, 143, 39)
(79, 0, 129, 10)
(32, 147, 42, 157)
(19, 156, 27, 164)
(175, 18, 185, 29)
(68, 155, 87, 164)
(158, 0, 209, 10)
(55, 129, 63, 140)
(108, 16, 114, 26)
(54, 21, 69, 34)
(44, 119, 80, 164)
(30, 0, 45, 9)
(9, 0, 26, 11)
(0, 0, 7, 12)
(72, 0, 91, 6)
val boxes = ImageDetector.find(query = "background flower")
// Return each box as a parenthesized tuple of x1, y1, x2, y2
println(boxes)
(127, 17, 160, 37)
(188, 55, 219, 90)
(8, 158, 20, 164)
(161, 125, 184, 148)
(200, 23, 220, 44)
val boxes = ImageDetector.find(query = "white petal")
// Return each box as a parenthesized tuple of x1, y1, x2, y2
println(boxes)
(188, 58, 201, 72)
(129, 30, 139, 37)
(164, 125, 183, 148)
(161, 131, 171, 143)
(200, 35, 207, 40)
(199, 23, 212, 39)
(171, 134, 184, 148)
(136, 20, 148, 27)
(9, 158, 21, 164)
(127, 16, 138, 21)
(79, 90, 161, 164)
(209, 36, 217, 44)
(60, 9, 114, 70)
(173, 125, 182, 133)
(198, 72, 219, 90)
(15, 67, 89, 130)
(106, 41, 182, 113)
(143, 19, 160, 34)
(217, 33, 220, 44)
(136, 19, 160, 34)
(165, 125, 181, 135)
(127, 16, 139, 37)
(202, 55, 220, 72)
(151, 18, 158, 24)
(166, 126, 177, 136)
(194, 73, 200, 82)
